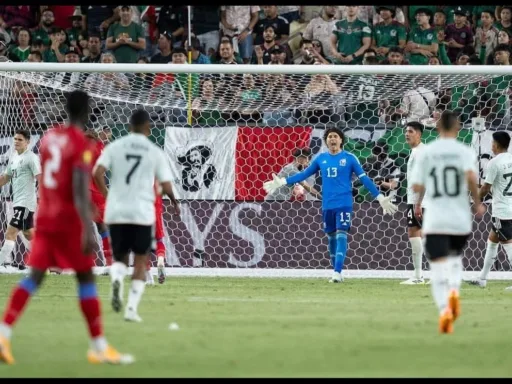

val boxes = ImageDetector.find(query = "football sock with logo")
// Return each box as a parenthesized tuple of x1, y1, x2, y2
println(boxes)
(334, 231, 348, 274)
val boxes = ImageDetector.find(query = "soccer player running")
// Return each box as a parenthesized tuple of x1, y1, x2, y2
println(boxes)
(401, 121, 427, 285)
(469, 132, 512, 289)
(410, 110, 485, 334)
(264, 127, 397, 283)
(0, 90, 133, 365)
(0, 130, 41, 271)
(93, 109, 180, 322)
(84, 127, 113, 272)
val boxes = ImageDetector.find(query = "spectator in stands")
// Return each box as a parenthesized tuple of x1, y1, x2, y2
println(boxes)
(384, 46, 407, 65)
(434, 10, 447, 32)
(43, 6, 75, 30)
(403, 6, 437, 29)
(330, 6, 371, 65)
(363, 55, 380, 65)
(0, 36, 17, 62)
(428, 56, 441, 65)
(497, 6, 512, 37)
(27, 50, 42, 62)
(277, 6, 303, 23)
(484, 44, 511, 125)
(0, 6, 36, 31)
(157, 6, 188, 48)
(444, 7, 474, 63)
(232, 73, 264, 125)
(220, 6, 260, 64)
(32, 9, 55, 47)
(268, 44, 290, 65)
(294, 39, 328, 65)
(373, 5, 405, 25)
(80, 6, 119, 40)
(31, 39, 45, 55)
(253, 6, 289, 46)
(337, 6, 375, 25)
(192, 77, 225, 127)
(302, 6, 338, 56)
(498, 30, 511, 46)
(84, 53, 130, 95)
(406, 8, 438, 65)
(216, 39, 239, 65)
(51, 46, 82, 89)
(106, 6, 145, 63)
(81, 33, 102, 63)
(192, 6, 220, 57)
(474, 10, 499, 64)
(252, 25, 279, 65)
(310, 39, 329, 62)
(455, 52, 470, 65)
(66, 11, 85, 51)
(210, 36, 243, 64)
(9, 28, 31, 62)
(371, 6, 407, 62)
(492, 43, 511, 65)
(43, 27, 67, 63)
(185, 36, 211, 64)
(151, 31, 172, 63)
(394, 84, 436, 123)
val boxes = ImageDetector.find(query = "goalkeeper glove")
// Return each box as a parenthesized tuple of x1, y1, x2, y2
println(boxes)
(376, 194, 398, 215)
(263, 173, 287, 194)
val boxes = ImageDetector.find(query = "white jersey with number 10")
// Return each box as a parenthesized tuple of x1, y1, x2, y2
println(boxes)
(95, 133, 173, 226)
(409, 137, 477, 235)
(484, 152, 512, 220)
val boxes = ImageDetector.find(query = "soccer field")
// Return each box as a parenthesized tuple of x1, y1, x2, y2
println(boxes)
(0, 275, 511, 378)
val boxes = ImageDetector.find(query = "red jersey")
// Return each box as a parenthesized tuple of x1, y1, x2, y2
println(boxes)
(88, 138, 105, 194)
(36, 125, 93, 233)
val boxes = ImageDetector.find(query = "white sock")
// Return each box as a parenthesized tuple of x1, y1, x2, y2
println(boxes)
(157, 256, 165, 265)
(126, 279, 145, 314)
(430, 261, 449, 314)
(90, 336, 108, 353)
(0, 240, 15, 264)
(502, 243, 512, 266)
(110, 261, 127, 283)
(410, 237, 423, 279)
(480, 241, 499, 280)
(20, 233, 31, 251)
(0, 322, 12, 340)
(446, 256, 463, 295)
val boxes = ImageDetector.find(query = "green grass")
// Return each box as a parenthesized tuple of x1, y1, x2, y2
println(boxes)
(0, 276, 511, 378)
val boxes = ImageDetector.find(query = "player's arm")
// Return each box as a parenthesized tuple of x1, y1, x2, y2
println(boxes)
(30, 155, 42, 198)
(299, 181, 322, 199)
(410, 150, 426, 195)
(92, 146, 112, 199)
(156, 150, 180, 216)
(479, 159, 496, 200)
(264, 159, 320, 194)
(0, 173, 11, 187)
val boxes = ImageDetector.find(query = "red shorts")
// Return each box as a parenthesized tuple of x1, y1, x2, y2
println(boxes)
(28, 230, 94, 273)
(155, 200, 164, 241)
(91, 191, 106, 224)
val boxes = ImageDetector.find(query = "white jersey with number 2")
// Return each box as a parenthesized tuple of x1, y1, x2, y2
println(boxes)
(94, 133, 173, 226)
(484, 152, 512, 220)
(409, 137, 477, 235)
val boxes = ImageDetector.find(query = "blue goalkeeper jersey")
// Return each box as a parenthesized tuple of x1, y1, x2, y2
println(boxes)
(286, 150, 380, 210)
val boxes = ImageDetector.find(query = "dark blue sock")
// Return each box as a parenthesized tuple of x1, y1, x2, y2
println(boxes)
(334, 231, 348, 274)
(78, 282, 98, 300)
(327, 234, 336, 268)
(19, 277, 38, 295)
(100, 231, 109, 239)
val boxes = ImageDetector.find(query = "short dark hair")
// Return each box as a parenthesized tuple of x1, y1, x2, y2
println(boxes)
(130, 109, 150, 127)
(29, 50, 42, 61)
(65, 90, 90, 122)
(494, 44, 511, 55)
(493, 131, 511, 150)
(173, 47, 187, 56)
(15, 129, 30, 141)
(406, 121, 424, 134)
(300, 39, 312, 48)
(292, 148, 312, 158)
(364, 56, 380, 65)
(468, 55, 482, 65)
(323, 127, 345, 145)
(364, 48, 377, 57)
(387, 46, 404, 56)
(439, 110, 460, 131)
(481, 9, 495, 18)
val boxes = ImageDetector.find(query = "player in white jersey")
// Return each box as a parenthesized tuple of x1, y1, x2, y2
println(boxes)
(469, 131, 512, 289)
(264, 148, 321, 201)
(93, 110, 180, 323)
(410, 110, 485, 334)
(401, 122, 427, 285)
(0, 130, 41, 270)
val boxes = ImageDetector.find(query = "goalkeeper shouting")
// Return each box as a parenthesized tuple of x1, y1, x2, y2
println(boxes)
(264, 127, 397, 283)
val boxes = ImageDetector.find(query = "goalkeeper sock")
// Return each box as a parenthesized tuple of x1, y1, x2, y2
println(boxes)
(430, 261, 449, 314)
(480, 241, 498, 280)
(0, 240, 15, 265)
(446, 256, 463, 295)
(334, 231, 348, 274)
(110, 261, 127, 283)
(327, 233, 336, 268)
(156, 239, 166, 258)
(409, 237, 423, 279)
(2, 277, 38, 330)
(126, 279, 145, 314)
(78, 282, 103, 339)
(502, 243, 512, 266)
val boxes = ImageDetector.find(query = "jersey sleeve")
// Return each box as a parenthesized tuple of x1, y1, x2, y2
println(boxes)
(155, 149, 173, 183)
(286, 157, 320, 185)
(484, 159, 497, 185)
(4, 159, 12, 177)
(408, 148, 427, 187)
(30, 154, 42, 176)
(351, 154, 380, 199)
(74, 135, 94, 171)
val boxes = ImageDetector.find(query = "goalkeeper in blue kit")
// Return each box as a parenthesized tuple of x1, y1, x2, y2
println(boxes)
(264, 128, 398, 283)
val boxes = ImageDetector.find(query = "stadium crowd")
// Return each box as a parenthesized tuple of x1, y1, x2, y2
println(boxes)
(0, 5, 510, 129)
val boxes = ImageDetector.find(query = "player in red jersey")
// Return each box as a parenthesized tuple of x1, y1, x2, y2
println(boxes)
(85, 127, 113, 270)
(146, 182, 166, 285)
(0, 91, 133, 366)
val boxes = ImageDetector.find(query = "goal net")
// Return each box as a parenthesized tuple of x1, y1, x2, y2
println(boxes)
(0, 62, 511, 279)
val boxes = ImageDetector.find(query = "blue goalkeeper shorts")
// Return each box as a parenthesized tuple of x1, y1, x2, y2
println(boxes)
(322, 207, 352, 234)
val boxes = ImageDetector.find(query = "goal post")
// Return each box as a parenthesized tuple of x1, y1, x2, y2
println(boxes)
(0, 62, 511, 280)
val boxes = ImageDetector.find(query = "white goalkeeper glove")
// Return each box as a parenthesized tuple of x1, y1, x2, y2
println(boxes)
(376, 194, 398, 216)
(263, 173, 287, 194)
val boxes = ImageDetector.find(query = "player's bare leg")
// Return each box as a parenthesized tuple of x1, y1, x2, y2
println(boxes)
(145, 257, 154, 286)
(429, 258, 453, 334)
(124, 254, 147, 322)
(0, 226, 20, 273)
(401, 226, 425, 285)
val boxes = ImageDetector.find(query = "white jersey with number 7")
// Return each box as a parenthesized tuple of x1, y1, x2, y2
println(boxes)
(94, 133, 173, 226)
(409, 137, 477, 235)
